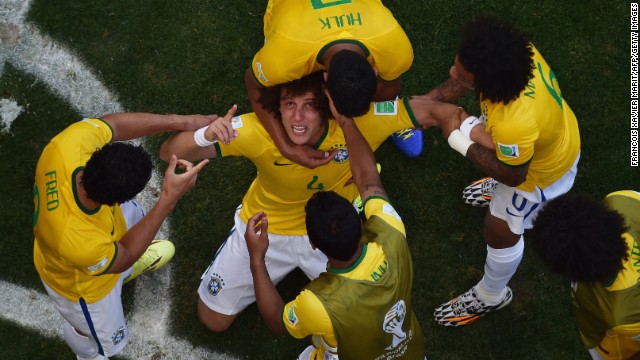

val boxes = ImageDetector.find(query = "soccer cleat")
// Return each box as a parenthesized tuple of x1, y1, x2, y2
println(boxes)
(462, 177, 498, 207)
(124, 240, 175, 284)
(353, 163, 382, 213)
(433, 286, 513, 327)
(390, 128, 423, 158)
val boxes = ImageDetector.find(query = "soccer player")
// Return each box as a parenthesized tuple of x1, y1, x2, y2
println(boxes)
(33, 112, 211, 360)
(244, 92, 426, 359)
(244, 0, 422, 166)
(426, 16, 581, 326)
(530, 191, 640, 360)
(160, 71, 442, 333)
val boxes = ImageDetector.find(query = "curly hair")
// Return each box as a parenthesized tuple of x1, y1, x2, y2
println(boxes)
(258, 71, 331, 124)
(305, 191, 361, 262)
(82, 142, 152, 206)
(457, 16, 534, 104)
(530, 193, 629, 284)
(325, 49, 376, 117)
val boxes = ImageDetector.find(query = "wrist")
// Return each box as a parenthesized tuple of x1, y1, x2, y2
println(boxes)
(459, 116, 483, 138)
(194, 126, 217, 147)
(447, 129, 475, 156)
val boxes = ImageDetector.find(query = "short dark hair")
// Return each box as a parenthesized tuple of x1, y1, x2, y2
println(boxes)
(325, 50, 376, 117)
(305, 191, 361, 261)
(82, 142, 152, 206)
(258, 71, 331, 124)
(530, 193, 629, 284)
(458, 16, 534, 104)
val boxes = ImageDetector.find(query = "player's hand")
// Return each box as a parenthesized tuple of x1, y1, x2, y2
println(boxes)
(282, 144, 337, 169)
(161, 155, 209, 203)
(245, 211, 269, 260)
(324, 88, 354, 128)
(205, 105, 239, 144)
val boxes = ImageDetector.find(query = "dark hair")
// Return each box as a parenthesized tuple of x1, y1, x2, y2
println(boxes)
(530, 193, 629, 284)
(325, 50, 376, 117)
(258, 71, 331, 124)
(457, 16, 534, 104)
(305, 191, 361, 261)
(83, 142, 152, 206)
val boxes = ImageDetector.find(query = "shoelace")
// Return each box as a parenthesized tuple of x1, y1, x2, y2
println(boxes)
(395, 129, 415, 140)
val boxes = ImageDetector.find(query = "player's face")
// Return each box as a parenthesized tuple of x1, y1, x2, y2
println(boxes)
(279, 91, 324, 146)
(450, 55, 475, 90)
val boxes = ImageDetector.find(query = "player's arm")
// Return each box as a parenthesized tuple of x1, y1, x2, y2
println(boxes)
(407, 95, 495, 149)
(159, 105, 238, 162)
(244, 67, 332, 169)
(244, 211, 287, 336)
(416, 100, 528, 187)
(436, 109, 528, 187)
(107, 155, 208, 273)
(424, 77, 471, 103)
(101, 112, 217, 142)
(375, 78, 401, 102)
(328, 91, 385, 201)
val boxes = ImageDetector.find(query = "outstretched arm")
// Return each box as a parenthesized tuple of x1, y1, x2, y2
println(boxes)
(405, 96, 528, 187)
(245, 67, 333, 169)
(424, 77, 471, 103)
(159, 105, 238, 162)
(327, 91, 385, 202)
(244, 212, 287, 336)
(107, 155, 209, 273)
(102, 112, 216, 142)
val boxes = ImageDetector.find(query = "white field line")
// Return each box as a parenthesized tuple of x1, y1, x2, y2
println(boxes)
(0, 1, 236, 358)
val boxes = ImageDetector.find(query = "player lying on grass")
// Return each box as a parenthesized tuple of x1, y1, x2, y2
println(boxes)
(530, 191, 640, 360)
(160, 71, 450, 334)
(244, 91, 426, 359)
(33, 112, 211, 360)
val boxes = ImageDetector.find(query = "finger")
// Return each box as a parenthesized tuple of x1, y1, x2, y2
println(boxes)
(247, 211, 265, 230)
(176, 159, 194, 171)
(188, 158, 209, 176)
(167, 154, 178, 173)
(224, 104, 238, 120)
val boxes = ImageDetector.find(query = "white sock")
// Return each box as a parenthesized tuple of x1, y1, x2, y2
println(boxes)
(475, 236, 524, 304)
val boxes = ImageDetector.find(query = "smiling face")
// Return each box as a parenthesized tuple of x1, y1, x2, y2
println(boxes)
(279, 90, 325, 146)
(449, 55, 476, 91)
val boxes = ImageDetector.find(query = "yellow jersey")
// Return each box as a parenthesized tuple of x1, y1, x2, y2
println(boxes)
(215, 98, 418, 235)
(33, 119, 127, 303)
(252, 0, 413, 86)
(481, 45, 581, 192)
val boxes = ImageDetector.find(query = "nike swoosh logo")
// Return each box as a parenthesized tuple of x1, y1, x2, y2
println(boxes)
(273, 161, 293, 166)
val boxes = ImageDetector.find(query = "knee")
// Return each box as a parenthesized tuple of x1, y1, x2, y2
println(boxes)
(197, 298, 234, 333)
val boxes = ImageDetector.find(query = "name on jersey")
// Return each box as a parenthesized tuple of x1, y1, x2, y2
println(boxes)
(44, 170, 60, 211)
(318, 12, 362, 30)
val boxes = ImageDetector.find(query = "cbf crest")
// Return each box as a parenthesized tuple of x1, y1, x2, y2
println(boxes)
(207, 273, 226, 296)
(333, 148, 349, 163)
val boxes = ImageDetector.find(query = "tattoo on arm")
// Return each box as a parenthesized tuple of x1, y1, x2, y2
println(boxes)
(432, 78, 468, 102)
(466, 145, 527, 187)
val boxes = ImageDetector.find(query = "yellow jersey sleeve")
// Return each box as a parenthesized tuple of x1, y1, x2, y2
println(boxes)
(282, 289, 336, 348)
(363, 197, 405, 237)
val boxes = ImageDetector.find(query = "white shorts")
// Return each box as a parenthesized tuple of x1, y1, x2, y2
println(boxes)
(198, 206, 328, 315)
(489, 153, 580, 235)
(40, 200, 143, 357)
(42, 267, 133, 357)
